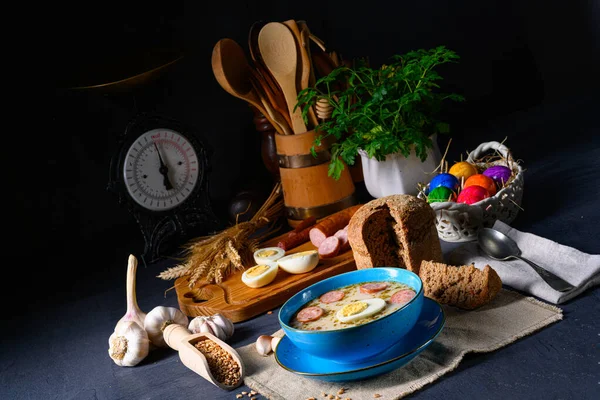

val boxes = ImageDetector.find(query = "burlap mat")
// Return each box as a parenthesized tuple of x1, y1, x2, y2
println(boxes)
(237, 289, 562, 400)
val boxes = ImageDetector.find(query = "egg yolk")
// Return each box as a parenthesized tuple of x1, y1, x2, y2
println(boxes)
(340, 302, 368, 317)
(246, 265, 271, 277)
(257, 250, 278, 258)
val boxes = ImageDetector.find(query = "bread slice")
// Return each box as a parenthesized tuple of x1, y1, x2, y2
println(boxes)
(419, 261, 502, 310)
(347, 194, 442, 274)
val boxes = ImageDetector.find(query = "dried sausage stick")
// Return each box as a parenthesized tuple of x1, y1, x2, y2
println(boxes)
(309, 204, 362, 247)
(288, 216, 317, 236)
(277, 225, 312, 251)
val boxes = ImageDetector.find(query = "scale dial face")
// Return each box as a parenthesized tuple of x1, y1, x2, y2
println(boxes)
(123, 128, 199, 211)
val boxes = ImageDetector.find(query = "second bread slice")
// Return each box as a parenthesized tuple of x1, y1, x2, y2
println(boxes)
(419, 260, 502, 310)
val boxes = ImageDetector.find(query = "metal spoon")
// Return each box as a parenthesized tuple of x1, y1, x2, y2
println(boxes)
(477, 228, 574, 292)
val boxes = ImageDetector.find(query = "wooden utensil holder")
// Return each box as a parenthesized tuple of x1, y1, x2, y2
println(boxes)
(275, 129, 357, 227)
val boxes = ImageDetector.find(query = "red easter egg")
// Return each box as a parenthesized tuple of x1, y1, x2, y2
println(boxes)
(457, 185, 490, 205)
(464, 174, 497, 196)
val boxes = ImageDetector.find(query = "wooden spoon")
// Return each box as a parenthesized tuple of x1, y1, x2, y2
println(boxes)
(283, 20, 318, 129)
(163, 324, 245, 391)
(249, 70, 293, 135)
(296, 20, 317, 87)
(248, 21, 292, 128)
(258, 22, 308, 134)
(211, 38, 284, 134)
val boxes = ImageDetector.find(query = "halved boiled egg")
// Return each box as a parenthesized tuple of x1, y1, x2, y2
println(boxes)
(277, 250, 319, 274)
(253, 247, 285, 265)
(335, 298, 386, 323)
(241, 262, 278, 288)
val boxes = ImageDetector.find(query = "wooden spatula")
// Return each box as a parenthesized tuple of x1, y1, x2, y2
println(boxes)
(283, 19, 318, 129)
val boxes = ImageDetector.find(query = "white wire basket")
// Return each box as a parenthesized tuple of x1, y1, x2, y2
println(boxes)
(417, 141, 524, 242)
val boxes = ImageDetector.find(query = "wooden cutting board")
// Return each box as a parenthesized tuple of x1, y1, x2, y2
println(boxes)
(174, 232, 357, 322)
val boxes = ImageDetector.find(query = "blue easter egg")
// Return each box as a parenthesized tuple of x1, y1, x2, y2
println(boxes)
(429, 173, 460, 192)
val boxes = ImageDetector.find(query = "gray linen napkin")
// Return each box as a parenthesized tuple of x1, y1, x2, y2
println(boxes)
(238, 289, 562, 400)
(448, 220, 600, 304)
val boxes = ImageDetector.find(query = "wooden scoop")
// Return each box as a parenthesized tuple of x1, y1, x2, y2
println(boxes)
(258, 22, 308, 134)
(163, 324, 245, 391)
(211, 38, 284, 135)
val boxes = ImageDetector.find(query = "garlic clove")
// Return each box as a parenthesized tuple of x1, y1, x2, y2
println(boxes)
(212, 313, 235, 338)
(255, 335, 274, 357)
(204, 320, 226, 339)
(144, 306, 189, 347)
(109, 320, 150, 367)
(188, 314, 235, 342)
(188, 316, 208, 334)
(271, 336, 281, 351)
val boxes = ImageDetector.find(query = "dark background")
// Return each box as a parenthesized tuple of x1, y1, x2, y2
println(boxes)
(30, 0, 598, 311)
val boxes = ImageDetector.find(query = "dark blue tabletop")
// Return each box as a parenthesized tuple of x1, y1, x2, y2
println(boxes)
(3, 94, 598, 400)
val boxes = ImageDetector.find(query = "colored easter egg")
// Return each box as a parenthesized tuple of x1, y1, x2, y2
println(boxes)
(483, 165, 512, 187)
(427, 186, 457, 203)
(456, 185, 490, 205)
(429, 173, 460, 192)
(464, 174, 497, 196)
(449, 161, 478, 181)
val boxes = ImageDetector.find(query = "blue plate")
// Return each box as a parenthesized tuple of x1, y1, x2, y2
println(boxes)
(274, 297, 445, 382)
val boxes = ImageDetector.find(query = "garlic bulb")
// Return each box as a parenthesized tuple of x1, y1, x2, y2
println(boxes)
(116, 255, 147, 331)
(108, 320, 150, 367)
(144, 306, 189, 347)
(188, 313, 235, 341)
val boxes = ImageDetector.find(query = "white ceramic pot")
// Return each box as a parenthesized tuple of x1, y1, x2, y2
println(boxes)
(359, 136, 442, 198)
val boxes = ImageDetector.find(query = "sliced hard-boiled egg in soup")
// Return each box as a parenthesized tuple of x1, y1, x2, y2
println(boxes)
(335, 298, 386, 323)
(277, 250, 319, 274)
(253, 247, 285, 265)
(241, 262, 278, 288)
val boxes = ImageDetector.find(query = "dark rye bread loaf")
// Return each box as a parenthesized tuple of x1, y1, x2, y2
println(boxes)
(419, 261, 502, 310)
(347, 194, 442, 274)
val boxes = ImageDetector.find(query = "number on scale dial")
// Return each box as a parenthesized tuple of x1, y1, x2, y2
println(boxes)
(123, 128, 199, 211)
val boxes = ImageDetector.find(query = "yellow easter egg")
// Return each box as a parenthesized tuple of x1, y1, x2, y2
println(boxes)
(449, 161, 478, 181)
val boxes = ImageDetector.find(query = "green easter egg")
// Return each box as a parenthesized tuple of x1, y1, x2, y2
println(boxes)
(427, 186, 456, 203)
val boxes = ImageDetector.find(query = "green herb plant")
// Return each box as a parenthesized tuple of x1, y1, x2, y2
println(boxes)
(296, 46, 465, 180)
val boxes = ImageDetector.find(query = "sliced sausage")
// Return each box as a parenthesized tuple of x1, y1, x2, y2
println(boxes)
(319, 290, 345, 304)
(334, 227, 350, 252)
(390, 289, 416, 304)
(309, 205, 362, 247)
(296, 306, 324, 322)
(318, 236, 341, 259)
(359, 282, 389, 294)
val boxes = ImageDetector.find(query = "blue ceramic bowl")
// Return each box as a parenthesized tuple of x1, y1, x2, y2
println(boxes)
(278, 267, 424, 364)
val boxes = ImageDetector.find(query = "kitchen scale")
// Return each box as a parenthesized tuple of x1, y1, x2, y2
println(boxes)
(108, 112, 221, 263)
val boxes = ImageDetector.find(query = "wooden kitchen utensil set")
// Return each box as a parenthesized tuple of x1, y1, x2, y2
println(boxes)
(212, 20, 341, 136)
(212, 20, 359, 227)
